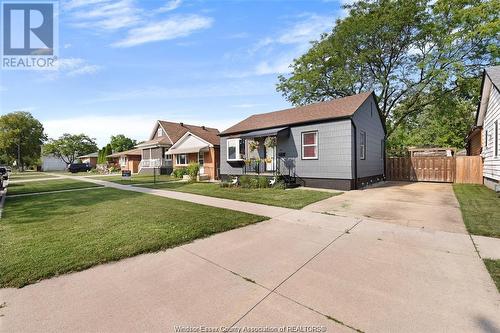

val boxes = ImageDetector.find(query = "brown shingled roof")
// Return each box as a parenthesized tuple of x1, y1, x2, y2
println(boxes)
(158, 121, 220, 146)
(220, 92, 373, 136)
(107, 148, 142, 158)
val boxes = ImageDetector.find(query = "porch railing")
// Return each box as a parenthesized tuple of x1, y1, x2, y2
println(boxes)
(139, 159, 168, 168)
(243, 159, 276, 175)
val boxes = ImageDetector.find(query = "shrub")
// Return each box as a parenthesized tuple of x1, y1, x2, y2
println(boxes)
(172, 167, 188, 178)
(273, 180, 286, 189)
(187, 163, 200, 181)
(239, 175, 252, 188)
(257, 176, 269, 188)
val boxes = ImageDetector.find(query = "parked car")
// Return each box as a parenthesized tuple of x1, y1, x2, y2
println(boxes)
(68, 163, 92, 173)
(0, 167, 8, 180)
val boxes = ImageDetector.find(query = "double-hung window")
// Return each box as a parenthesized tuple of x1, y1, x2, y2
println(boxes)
(176, 154, 187, 165)
(227, 139, 245, 161)
(360, 131, 366, 160)
(302, 131, 318, 159)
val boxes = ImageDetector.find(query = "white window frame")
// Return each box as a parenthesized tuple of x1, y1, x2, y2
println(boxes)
(119, 156, 127, 167)
(495, 120, 499, 157)
(157, 127, 164, 137)
(301, 131, 318, 160)
(176, 154, 187, 165)
(165, 154, 172, 161)
(360, 131, 366, 160)
(227, 138, 244, 161)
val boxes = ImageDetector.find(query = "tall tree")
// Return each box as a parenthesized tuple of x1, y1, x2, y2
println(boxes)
(277, 0, 499, 137)
(44, 134, 98, 165)
(0, 112, 46, 170)
(110, 134, 136, 153)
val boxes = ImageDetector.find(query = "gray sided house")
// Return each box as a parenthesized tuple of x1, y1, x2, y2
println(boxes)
(219, 92, 386, 190)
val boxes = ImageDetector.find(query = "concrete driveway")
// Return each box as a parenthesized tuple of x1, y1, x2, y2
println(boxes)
(1, 181, 499, 332)
(304, 181, 467, 234)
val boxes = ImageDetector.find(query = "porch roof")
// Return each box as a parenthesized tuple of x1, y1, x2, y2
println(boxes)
(239, 127, 289, 139)
(166, 133, 211, 155)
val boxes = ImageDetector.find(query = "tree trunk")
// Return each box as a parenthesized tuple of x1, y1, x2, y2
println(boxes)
(17, 141, 22, 172)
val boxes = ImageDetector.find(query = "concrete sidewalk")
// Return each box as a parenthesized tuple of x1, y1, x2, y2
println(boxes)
(1, 211, 498, 332)
(473, 235, 500, 259)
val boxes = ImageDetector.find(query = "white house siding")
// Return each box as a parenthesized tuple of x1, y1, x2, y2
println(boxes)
(352, 97, 386, 178)
(41, 155, 67, 171)
(482, 85, 500, 189)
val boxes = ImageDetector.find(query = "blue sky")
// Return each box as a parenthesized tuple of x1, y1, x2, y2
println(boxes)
(0, 0, 348, 146)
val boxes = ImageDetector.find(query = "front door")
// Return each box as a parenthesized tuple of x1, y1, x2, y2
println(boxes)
(198, 151, 205, 174)
(266, 146, 275, 172)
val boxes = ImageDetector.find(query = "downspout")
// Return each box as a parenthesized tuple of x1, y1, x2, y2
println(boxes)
(350, 118, 358, 190)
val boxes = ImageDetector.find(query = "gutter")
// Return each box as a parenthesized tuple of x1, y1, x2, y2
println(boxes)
(350, 118, 358, 190)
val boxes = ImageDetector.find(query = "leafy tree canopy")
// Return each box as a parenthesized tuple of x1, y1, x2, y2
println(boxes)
(0, 111, 46, 169)
(44, 133, 98, 165)
(277, 0, 499, 139)
(110, 134, 137, 153)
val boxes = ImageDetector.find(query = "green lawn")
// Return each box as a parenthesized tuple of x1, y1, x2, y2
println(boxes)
(9, 172, 56, 180)
(136, 182, 339, 209)
(7, 179, 102, 196)
(484, 259, 500, 292)
(0, 188, 267, 288)
(453, 184, 500, 238)
(90, 174, 173, 185)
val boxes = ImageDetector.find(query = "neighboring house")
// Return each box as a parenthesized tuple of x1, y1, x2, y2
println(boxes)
(77, 153, 98, 168)
(41, 154, 67, 171)
(107, 148, 142, 173)
(408, 147, 455, 157)
(219, 92, 386, 190)
(469, 66, 500, 190)
(137, 121, 220, 180)
(466, 126, 482, 156)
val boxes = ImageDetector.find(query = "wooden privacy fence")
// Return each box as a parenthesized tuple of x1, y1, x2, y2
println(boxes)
(386, 156, 482, 184)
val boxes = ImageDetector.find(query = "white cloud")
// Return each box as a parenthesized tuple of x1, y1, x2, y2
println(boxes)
(254, 58, 292, 75)
(156, 0, 182, 13)
(231, 13, 334, 76)
(58, 58, 102, 76)
(70, 0, 142, 31)
(64, 0, 213, 47)
(40, 58, 102, 80)
(112, 15, 213, 48)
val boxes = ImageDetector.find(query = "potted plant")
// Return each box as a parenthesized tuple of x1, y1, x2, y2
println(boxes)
(248, 140, 259, 152)
(264, 136, 277, 148)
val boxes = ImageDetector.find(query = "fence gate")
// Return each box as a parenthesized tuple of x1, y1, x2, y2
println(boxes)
(386, 156, 483, 184)
(386, 157, 455, 182)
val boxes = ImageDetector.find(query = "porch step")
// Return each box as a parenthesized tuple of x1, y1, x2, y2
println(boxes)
(198, 174, 210, 181)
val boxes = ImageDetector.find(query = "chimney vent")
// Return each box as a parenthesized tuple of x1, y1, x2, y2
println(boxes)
(180, 122, 184, 126)
(202, 126, 206, 130)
